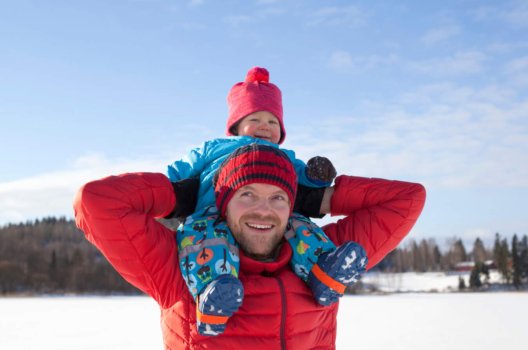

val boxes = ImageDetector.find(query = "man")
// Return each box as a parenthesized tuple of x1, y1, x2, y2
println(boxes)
(74, 144, 426, 349)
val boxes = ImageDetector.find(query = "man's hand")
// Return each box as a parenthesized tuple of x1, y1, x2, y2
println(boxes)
(306, 156, 337, 183)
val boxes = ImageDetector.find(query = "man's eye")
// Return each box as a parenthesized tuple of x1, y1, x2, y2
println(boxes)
(269, 120, 278, 124)
(240, 191, 253, 197)
(272, 195, 286, 201)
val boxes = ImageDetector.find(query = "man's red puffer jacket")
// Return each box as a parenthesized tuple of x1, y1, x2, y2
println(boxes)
(74, 173, 425, 350)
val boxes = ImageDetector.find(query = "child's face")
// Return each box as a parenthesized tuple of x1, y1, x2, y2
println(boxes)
(236, 111, 281, 144)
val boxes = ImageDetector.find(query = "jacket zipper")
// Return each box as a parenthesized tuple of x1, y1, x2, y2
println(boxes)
(276, 276, 287, 350)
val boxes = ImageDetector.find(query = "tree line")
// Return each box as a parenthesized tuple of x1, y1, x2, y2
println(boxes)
(374, 233, 528, 289)
(0, 217, 526, 294)
(0, 217, 150, 295)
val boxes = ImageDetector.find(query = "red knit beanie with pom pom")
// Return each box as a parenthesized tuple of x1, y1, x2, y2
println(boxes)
(226, 67, 285, 144)
(214, 144, 297, 217)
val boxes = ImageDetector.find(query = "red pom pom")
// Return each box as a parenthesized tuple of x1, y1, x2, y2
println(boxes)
(245, 67, 269, 83)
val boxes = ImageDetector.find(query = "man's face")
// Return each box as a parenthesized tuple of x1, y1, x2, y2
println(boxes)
(225, 183, 290, 261)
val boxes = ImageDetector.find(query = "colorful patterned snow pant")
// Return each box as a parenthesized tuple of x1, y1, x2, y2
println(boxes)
(176, 206, 337, 298)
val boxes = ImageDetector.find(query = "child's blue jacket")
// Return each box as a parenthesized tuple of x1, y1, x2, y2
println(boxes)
(167, 136, 329, 211)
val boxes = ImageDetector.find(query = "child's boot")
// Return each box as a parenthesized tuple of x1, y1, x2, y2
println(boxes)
(308, 241, 368, 306)
(196, 274, 244, 336)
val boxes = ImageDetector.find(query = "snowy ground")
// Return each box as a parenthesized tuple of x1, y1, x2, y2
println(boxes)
(1, 292, 526, 350)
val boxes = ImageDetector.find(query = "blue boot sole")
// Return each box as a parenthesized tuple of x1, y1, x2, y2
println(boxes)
(197, 274, 244, 336)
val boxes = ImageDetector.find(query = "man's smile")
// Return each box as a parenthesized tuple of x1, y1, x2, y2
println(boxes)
(245, 222, 274, 230)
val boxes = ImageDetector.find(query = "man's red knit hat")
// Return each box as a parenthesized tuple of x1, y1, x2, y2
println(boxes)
(214, 144, 297, 217)
(226, 67, 286, 144)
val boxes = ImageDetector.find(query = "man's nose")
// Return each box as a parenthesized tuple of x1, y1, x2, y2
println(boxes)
(252, 198, 272, 214)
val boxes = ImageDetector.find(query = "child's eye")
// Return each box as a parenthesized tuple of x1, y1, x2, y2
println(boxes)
(269, 120, 278, 124)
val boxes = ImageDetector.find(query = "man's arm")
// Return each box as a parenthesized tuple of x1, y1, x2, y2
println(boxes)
(322, 175, 426, 270)
(73, 172, 185, 308)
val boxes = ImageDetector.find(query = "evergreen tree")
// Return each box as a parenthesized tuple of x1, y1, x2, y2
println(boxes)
(493, 232, 501, 261)
(49, 249, 58, 289)
(411, 240, 422, 272)
(391, 248, 404, 272)
(512, 235, 522, 289)
(472, 238, 487, 263)
(493, 233, 511, 283)
(454, 239, 468, 262)
(480, 262, 490, 284)
(520, 235, 528, 280)
(469, 263, 483, 289)
(458, 276, 466, 290)
(501, 238, 511, 283)
(443, 237, 468, 270)
(432, 244, 442, 271)
(419, 239, 431, 272)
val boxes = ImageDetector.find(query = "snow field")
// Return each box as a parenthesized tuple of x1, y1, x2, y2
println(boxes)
(1, 293, 526, 350)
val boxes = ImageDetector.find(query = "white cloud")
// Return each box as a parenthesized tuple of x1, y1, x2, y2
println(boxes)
(487, 41, 528, 55)
(222, 5, 284, 26)
(504, 56, 528, 72)
(503, 55, 528, 86)
(223, 15, 253, 26)
(257, 0, 280, 4)
(408, 51, 487, 76)
(0, 154, 167, 226)
(500, 1, 528, 28)
(307, 5, 366, 27)
(328, 51, 398, 72)
(0, 118, 214, 226)
(421, 25, 460, 46)
(189, 0, 205, 6)
(328, 51, 354, 71)
(473, 1, 528, 28)
(286, 81, 528, 190)
(472, 6, 494, 21)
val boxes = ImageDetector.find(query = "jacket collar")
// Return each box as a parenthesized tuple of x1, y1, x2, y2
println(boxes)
(240, 241, 292, 275)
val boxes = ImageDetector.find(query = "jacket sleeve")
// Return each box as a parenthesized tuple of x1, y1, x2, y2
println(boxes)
(73, 172, 185, 308)
(322, 175, 426, 270)
(166, 142, 207, 181)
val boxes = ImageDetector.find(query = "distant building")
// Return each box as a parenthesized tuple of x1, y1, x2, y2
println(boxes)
(454, 260, 496, 272)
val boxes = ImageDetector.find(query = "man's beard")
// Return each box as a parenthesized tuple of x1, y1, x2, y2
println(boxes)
(227, 212, 287, 261)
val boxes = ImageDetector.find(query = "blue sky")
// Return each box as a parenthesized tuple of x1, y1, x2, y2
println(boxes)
(1, 0, 527, 249)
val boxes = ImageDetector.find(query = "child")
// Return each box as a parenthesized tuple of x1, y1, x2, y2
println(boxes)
(167, 67, 368, 336)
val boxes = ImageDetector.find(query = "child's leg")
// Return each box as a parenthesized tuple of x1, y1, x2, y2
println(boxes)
(285, 214, 337, 281)
(286, 213, 368, 306)
(176, 207, 243, 336)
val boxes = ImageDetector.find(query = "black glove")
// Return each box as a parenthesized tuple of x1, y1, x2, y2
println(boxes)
(293, 184, 326, 219)
(164, 177, 200, 219)
(306, 156, 337, 183)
